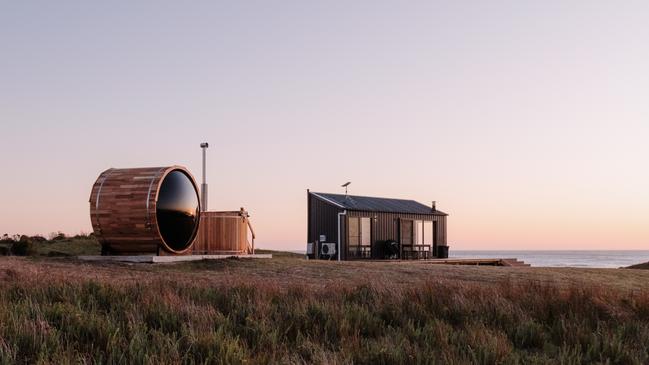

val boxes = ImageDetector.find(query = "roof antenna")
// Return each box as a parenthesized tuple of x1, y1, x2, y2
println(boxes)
(341, 182, 351, 197)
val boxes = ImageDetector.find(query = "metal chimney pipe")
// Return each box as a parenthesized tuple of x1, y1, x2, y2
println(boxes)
(200, 142, 209, 211)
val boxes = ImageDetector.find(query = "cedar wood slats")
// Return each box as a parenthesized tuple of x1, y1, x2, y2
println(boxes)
(89, 166, 200, 255)
(192, 210, 254, 255)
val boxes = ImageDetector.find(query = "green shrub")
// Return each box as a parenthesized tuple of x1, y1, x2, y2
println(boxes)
(29, 236, 47, 243)
(9, 239, 35, 256)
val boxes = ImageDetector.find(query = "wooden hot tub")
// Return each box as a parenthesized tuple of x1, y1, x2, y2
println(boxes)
(192, 209, 255, 255)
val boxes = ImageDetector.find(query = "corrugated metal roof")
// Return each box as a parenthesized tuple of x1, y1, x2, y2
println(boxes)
(310, 192, 448, 215)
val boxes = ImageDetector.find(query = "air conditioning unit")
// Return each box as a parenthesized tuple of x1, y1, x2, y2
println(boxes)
(320, 243, 337, 256)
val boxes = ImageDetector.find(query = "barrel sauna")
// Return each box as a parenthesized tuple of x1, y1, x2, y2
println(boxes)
(89, 166, 201, 255)
(192, 209, 255, 255)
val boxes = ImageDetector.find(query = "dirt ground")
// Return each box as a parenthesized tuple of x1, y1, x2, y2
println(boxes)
(2, 255, 649, 293)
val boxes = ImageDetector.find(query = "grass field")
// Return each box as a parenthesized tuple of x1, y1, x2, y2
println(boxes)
(1, 240, 649, 364)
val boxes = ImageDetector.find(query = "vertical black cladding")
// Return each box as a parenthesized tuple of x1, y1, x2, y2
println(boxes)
(156, 170, 201, 251)
(307, 192, 448, 260)
(308, 193, 342, 257)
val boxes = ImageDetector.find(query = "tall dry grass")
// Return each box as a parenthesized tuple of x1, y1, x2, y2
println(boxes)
(0, 278, 648, 364)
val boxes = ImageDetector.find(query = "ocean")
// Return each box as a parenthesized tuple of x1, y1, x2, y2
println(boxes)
(290, 250, 649, 268)
(451, 250, 649, 268)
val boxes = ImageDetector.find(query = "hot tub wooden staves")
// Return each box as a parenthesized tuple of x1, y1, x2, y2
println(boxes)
(192, 209, 255, 255)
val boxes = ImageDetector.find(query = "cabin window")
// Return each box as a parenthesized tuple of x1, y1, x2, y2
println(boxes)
(408, 220, 434, 246)
(361, 218, 371, 246)
(348, 217, 360, 247)
(348, 217, 371, 257)
(414, 220, 424, 245)
(424, 221, 433, 245)
(400, 220, 413, 245)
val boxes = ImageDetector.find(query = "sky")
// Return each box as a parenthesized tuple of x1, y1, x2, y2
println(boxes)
(1, 1, 648, 250)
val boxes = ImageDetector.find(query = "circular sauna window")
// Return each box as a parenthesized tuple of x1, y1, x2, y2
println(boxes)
(156, 170, 200, 251)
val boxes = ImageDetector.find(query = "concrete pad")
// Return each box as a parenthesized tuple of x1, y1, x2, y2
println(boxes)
(77, 254, 273, 263)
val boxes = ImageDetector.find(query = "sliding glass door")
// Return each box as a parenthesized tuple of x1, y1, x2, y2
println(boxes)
(400, 219, 434, 259)
(348, 217, 371, 258)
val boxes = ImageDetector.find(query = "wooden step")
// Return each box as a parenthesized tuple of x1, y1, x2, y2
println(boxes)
(500, 259, 530, 267)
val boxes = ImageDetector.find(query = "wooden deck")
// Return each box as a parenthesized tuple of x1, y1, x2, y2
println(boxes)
(420, 258, 530, 267)
(359, 258, 530, 267)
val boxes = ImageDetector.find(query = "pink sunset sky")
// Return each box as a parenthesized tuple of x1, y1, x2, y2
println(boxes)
(1, 1, 648, 250)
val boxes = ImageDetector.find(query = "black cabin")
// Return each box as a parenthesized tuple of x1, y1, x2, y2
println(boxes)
(307, 191, 449, 260)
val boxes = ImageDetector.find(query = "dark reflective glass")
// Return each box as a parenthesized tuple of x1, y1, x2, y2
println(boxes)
(156, 170, 200, 251)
